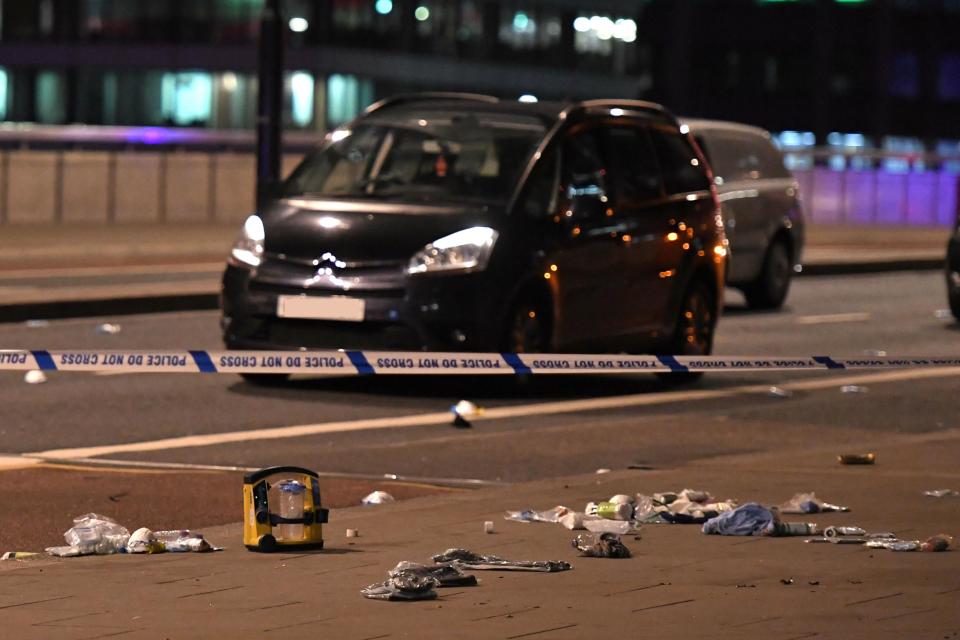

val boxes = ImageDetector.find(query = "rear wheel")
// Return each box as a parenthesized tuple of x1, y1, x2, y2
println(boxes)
(504, 297, 550, 354)
(743, 238, 792, 310)
(659, 280, 716, 384)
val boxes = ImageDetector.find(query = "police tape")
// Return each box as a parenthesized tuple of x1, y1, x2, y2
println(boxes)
(3, 349, 960, 375)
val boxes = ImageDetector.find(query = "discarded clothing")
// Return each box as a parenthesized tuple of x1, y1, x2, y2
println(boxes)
(432, 549, 571, 572)
(702, 503, 776, 536)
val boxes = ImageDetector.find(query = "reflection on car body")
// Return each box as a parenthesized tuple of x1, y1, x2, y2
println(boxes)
(684, 119, 805, 309)
(221, 93, 727, 382)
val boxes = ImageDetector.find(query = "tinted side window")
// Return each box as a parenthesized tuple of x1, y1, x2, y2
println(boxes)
(562, 129, 607, 200)
(700, 131, 790, 181)
(604, 125, 663, 205)
(648, 127, 711, 195)
(518, 147, 560, 218)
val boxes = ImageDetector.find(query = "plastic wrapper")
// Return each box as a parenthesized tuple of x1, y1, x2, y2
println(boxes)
(573, 532, 631, 558)
(585, 501, 633, 521)
(361, 569, 439, 601)
(503, 505, 570, 523)
(923, 489, 959, 498)
(389, 561, 477, 587)
(636, 489, 737, 525)
(361, 491, 396, 506)
(61, 513, 130, 555)
(583, 518, 633, 534)
(779, 492, 849, 514)
(432, 548, 571, 572)
(127, 528, 164, 554)
(823, 526, 866, 538)
(865, 539, 921, 551)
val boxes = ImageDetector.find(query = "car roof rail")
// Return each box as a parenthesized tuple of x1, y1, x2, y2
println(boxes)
(566, 99, 676, 122)
(364, 92, 501, 116)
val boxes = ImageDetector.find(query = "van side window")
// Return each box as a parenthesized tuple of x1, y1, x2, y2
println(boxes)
(518, 147, 560, 218)
(562, 129, 607, 202)
(604, 126, 663, 205)
(648, 127, 711, 195)
(701, 132, 790, 181)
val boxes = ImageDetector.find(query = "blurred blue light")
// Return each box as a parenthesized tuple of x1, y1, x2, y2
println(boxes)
(375, 0, 393, 15)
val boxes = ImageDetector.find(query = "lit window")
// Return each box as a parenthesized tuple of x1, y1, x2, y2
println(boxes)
(161, 72, 213, 126)
(290, 72, 314, 128)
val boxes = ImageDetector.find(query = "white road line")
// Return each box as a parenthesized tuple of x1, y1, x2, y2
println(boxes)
(25, 367, 960, 461)
(0, 455, 40, 471)
(796, 312, 872, 325)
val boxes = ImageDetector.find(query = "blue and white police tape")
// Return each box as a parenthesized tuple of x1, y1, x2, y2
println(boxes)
(3, 350, 960, 375)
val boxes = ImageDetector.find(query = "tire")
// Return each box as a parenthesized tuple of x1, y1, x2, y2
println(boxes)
(240, 372, 291, 386)
(743, 238, 792, 310)
(658, 280, 716, 384)
(503, 296, 550, 354)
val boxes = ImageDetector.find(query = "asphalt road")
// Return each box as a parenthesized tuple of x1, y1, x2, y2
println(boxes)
(1, 271, 958, 483)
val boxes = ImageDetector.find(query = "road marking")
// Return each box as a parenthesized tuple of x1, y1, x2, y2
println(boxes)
(23, 367, 960, 461)
(0, 455, 39, 471)
(796, 312, 871, 325)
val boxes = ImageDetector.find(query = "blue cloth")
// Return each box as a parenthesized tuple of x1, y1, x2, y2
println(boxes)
(701, 503, 776, 536)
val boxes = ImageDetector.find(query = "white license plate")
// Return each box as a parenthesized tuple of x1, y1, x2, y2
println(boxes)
(276, 295, 365, 322)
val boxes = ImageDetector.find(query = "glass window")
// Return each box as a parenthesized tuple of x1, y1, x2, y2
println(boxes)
(519, 147, 560, 218)
(603, 125, 662, 204)
(698, 131, 789, 182)
(649, 127, 711, 195)
(284, 110, 545, 204)
(940, 54, 960, 101)
(161, 72, 213, 126)
(562, 129, 607, 202)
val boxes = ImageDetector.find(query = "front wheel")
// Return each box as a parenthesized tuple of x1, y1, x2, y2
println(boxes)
(743, 239, 792, 310)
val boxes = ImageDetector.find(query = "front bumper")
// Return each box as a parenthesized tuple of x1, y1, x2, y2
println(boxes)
(221, 264, 508, 352)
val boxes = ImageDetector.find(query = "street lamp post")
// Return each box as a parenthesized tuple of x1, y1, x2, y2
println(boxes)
(256, 0, 284, 208)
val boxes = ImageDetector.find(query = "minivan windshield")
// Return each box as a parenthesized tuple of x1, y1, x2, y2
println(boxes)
(283, 110, 546, 204)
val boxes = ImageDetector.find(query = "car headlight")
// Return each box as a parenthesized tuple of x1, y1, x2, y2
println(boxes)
(407, 226, 498, 275)
(229, 215, 265, 268)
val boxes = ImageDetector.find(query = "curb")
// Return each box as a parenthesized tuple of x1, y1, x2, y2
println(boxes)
(798, 258, 944, 276)
(0, 293, 219, 324)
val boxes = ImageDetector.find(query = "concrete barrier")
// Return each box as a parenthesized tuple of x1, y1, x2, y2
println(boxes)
(6, 151, 58, 224)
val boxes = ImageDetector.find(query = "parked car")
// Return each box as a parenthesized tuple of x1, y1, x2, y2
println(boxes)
(948, 221, 960, 320)
(222, 93, 726, 382)
(683, 119, 804, 309)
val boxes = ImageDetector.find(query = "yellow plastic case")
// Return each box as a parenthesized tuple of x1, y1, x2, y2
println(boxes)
(243, 466, 329, 552)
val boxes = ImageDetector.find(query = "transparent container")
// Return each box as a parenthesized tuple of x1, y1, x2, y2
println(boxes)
(277, 480, 306, 542)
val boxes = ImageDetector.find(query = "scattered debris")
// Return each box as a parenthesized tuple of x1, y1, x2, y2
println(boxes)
(865, 539, 921, 552)
(390, 561, 478, 587)
(586, 501, 634, 521)
(595, 468, 612, 474)
(636, 489, 737, 525)
(450, 400, 482, 428)
(583, 519, 633, 534)
(24, 370, 47, 385)
(840, 385, 869, 394)
(483, 521, 495, 534)
(767, 386, 793, 398)
(362, 569, 438, 601)
(1, 552, 38, 560)
(780, 578, 794, 585)
(923, 489, 959, 498)
(921, 534, 954, 552)
(779, 492, 849, 514)
(573, 532, 631, 558)
(808, 580, 820, 586)
(863, 349, 887, 357)
(627, 463, 656, 470)
(432, 549, 571, 572)
(823, 526, 866, 539)
(95, 323, 122, 335)
(346, 529, 359, 538)
(504, 506, 569, 524)
(24, 319, 49, 328)
(702, 503, 776, 536)
(935, 309, 953, 319)
(736, 583, 756, 589)
(838, 453, 876, 465)
(361, 491, 396, 506)
(45, 514, 218, 557)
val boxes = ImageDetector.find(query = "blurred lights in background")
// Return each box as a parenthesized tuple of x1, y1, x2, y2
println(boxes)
(414, 6, 430, 21)
(518, 94, 538, 103)
(0, 68, 7, 121)
(288, 16, 309, 32)
(290, 72, 314, 128)
(375, 0, 393, 15)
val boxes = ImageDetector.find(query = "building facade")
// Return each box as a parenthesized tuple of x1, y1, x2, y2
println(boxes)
(0, 0, 959, 152)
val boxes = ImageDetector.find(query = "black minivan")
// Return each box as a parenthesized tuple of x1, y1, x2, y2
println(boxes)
(221, 93, 727, 380)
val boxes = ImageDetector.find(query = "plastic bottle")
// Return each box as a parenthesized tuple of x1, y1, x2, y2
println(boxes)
(278, 480, 306, 541)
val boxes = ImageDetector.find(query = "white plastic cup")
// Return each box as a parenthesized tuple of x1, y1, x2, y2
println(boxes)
(483, 521, 495, 534)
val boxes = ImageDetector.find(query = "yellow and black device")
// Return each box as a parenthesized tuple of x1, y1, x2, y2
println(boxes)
(243, 466, 329, 552)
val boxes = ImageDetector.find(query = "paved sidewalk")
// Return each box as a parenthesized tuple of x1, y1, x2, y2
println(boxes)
(2, 428, 959, 639)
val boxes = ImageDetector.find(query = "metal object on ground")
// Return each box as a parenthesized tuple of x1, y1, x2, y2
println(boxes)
(838, 453, 876, 465)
